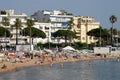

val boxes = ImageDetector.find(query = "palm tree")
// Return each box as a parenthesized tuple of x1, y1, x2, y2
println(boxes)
(67, 30, 76, 46)
(67, 18, 74, 30)
(14, 18, 22, 45)
(67, 18, 75, 45)
(26, 19, 34, 50)
(0, 27, 11, 37)
(2, 17, 10, 50)
(109, 15, 117, 46)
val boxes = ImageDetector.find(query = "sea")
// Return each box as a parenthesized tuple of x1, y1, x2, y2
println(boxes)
(0, 59, 120, 80)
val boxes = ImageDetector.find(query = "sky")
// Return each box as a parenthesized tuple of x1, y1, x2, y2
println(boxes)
(0, 0, 120, 29)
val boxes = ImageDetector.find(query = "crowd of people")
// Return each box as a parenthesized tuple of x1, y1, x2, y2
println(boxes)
(0, 49, 119, 74)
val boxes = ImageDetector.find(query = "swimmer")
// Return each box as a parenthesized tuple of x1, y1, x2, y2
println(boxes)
(60, 63, 64, 69)
(50, 63, 53, 67)
(88, 61, 91, 65)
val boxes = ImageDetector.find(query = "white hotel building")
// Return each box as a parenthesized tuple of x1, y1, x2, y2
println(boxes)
(0, 9, 101, 48)
(32, 10, 73, 44)
(0, 9, 27, 47)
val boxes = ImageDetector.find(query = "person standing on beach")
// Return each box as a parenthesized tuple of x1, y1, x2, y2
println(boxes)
(30, 53, 33, 59)
(1, 64, 7, 69)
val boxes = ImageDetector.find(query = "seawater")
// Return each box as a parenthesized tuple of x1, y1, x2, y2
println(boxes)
(0, 59, 120, 80)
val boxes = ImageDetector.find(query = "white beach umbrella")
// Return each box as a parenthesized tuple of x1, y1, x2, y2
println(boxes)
(44, 49, 53, 54)
(63, 46, 75, 51)
(0, 53, 4, 58)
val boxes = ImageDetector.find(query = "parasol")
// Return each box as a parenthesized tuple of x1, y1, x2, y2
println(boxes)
(8, 53, 16, 57)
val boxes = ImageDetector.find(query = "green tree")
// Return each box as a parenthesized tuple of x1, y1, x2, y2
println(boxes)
(2, 17, 10, 50)
(87, 28, 110, 46)
(2, 17, 10, 38)
(67, 18, 74, 30)
(2, 17, 10, 26)
(112, 28, 118, 35)
(14, 18, 22, 45)
(109, 15, 117, 46)
(53, 30, 76, 45)
(0, 11, 6, 15)
(0, 27, 11, 50)
(0, 27, 11, 37)
(21, 27, 46, 44)
(26, 19, 34, 45)
(67, 30, 76, 46)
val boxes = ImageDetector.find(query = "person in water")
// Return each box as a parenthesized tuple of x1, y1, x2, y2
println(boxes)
(60, 63, 64, 69)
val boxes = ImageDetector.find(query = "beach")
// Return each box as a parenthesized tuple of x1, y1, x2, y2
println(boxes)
(0, 52, 117, 74)
(1, 57, 120, 80)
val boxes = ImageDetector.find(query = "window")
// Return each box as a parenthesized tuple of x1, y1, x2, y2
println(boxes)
(93, 37, 97, 40)
(112, 48, 115, 51)
(89, 36, 92, 40)
(82, 37, 85, 40)
(39, 26, 43, 29)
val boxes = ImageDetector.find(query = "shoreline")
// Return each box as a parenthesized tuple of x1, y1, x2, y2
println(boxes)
(0, 56, 116, 74)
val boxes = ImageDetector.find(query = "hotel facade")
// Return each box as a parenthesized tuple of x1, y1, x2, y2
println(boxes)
(0, 9, 27, 48)
(0, 9, 101, 48)
(73, 16, 100, 44)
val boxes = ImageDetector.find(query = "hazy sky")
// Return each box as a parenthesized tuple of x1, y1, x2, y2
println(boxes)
(0, 0, 120, 29)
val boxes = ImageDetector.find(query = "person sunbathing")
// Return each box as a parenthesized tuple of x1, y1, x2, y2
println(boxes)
(1, 64, 7, 69)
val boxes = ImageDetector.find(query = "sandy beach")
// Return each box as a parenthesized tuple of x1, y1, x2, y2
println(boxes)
(0, 53, 116, 74)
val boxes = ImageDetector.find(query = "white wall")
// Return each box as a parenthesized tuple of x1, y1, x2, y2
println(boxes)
(94, 47, 110, 54)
